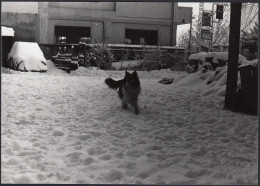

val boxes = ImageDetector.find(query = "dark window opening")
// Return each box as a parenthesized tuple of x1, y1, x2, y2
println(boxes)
(55, 26, 91, 44)
(125, 29, 158, 45)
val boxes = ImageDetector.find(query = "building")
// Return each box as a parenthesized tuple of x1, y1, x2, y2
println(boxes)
(1, 2, 192, 46)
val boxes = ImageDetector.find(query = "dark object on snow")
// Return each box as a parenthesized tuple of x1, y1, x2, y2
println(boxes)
(2, 36, 13, 68)
(105, 71, 141, 115)
(51, 54, 78, 73)
(205, 57, 219, 70)
(2, 26, 14, 67)
(225, 3, 242, 112)
(159, 78, 174, 84)
(187, 59, 200, 73)
(234, 65, 258, 115)
(217, 59, 227, 67)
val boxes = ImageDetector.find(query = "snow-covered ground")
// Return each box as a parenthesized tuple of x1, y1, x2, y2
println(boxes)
(1, 60, 258, 184)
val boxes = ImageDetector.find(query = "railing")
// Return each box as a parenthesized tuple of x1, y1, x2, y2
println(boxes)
(39, 43, 186, 62)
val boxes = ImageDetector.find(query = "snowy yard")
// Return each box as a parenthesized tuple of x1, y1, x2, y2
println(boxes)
(1, 60, 258, 184)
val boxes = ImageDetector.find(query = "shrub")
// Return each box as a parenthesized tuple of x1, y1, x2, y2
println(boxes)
(88, 43, 115, 70)
(141, 47, 177, 71)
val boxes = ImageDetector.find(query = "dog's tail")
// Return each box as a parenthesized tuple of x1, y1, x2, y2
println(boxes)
(105, 78, 120, 89)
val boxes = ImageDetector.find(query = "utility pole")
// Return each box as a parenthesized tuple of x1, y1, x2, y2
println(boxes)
(211, 3, 215, 47)
(197, 2, 204, 53)
(225, 2, 242, 110)
(188, 10, 193, 55)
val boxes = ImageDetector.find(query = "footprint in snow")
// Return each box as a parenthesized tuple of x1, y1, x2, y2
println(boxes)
(103, 169, 123, 182)
(83, 157, 95, 166)
(52, 131, 64, 136)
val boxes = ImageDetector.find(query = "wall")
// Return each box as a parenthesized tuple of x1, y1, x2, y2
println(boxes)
(110, 23, 171, 46)
(1, 2, 192, 46)
(116, 2, 172, 19)
(48, 7, 116, 20)
(1, 12, 37, 42)
(49, 2, 115, 11)
(174, 6, 192, 24)
(1, 2, 38, 14)
(48, 19, 103, 43)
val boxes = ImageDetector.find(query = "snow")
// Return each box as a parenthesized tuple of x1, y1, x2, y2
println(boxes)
(7, 42, 47, 72)
(189, 52, 247, 65)
(189, 52, 207, 62)
(1, 60, 258, 184)
(1, 26, 15, 37)
(239, 58, 258, 68)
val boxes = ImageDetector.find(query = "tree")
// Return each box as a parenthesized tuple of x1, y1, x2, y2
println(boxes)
(177, 3, 258, 53)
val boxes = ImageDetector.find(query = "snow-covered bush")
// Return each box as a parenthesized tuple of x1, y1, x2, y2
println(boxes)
(141, 48, 177, 71)
(182, 57, 258, 100)
(187, 52, 248, 73)
(87, 43, 115, 70)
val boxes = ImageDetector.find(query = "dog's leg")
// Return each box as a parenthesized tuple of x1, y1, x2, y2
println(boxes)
(121, 99, 128, 110)
(134, 102, 140, 115)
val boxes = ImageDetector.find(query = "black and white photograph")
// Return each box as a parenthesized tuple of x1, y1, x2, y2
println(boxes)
(1, 1, 258, 184)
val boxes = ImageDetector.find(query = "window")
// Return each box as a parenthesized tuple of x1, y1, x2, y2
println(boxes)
(125, 29, 158, 45)
(55, 26, 91, 44)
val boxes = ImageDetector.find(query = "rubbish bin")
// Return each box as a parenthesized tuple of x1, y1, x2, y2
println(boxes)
(239, 65, 258, 114)
(1, 26, 14, 67)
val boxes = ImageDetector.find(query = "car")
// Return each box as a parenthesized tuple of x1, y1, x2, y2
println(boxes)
(7, 41, 47, 72)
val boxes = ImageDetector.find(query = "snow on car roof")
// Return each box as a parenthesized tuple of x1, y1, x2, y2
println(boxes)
(1, 26, 15, 37)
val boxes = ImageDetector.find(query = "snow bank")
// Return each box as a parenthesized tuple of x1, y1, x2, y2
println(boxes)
(204, 52, 246, 64)
(7, 42, 47, 72)
(189, 52, 207, 62)
(239, 58, 258, 68)
(188, 52, 248, 73)
(189, 52, 247, 64)
(177, 66, 233, 97)
(180, 57, 258, 97)
(1, 26, 15, 37)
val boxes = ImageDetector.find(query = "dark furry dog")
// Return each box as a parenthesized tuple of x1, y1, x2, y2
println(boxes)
(105, 71, 141, 114)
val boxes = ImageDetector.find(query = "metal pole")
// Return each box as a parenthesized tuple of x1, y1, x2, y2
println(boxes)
(225, 2, 242, 110)
(188, 11, 192, 53)
(211, 3, 215, 47)
(197, 2, 204, 53)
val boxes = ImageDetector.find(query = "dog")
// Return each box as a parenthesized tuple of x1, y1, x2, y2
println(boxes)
(105, 71, 141, 114)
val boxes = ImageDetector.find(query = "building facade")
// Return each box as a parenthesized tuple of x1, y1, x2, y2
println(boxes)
(2, 2, 192, 46)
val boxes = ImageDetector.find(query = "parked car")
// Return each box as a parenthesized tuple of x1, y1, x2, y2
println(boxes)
(7, 42, 47, 72)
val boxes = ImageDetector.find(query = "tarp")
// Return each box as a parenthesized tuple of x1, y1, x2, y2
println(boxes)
(7, 42, 47, 72)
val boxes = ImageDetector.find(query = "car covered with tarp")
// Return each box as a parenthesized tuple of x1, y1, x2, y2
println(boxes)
(187, 52, 247, 73)
(7, 41, 47, 72)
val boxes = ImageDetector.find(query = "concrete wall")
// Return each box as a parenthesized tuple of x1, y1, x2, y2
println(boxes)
(174, 6, 192, 24)
(49, 2, 115, 11)
(1, 2, 38, 14)
(46, 20, 172, 45)
(110, 23, 171, 46)
(116, 2, 172, 19)
(1, 2, 192, 46)
(48, 7, 116, 19)
(48, 19, 103, 43)
(1, 12, 37, 42)
(41, 2, 173, 45)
